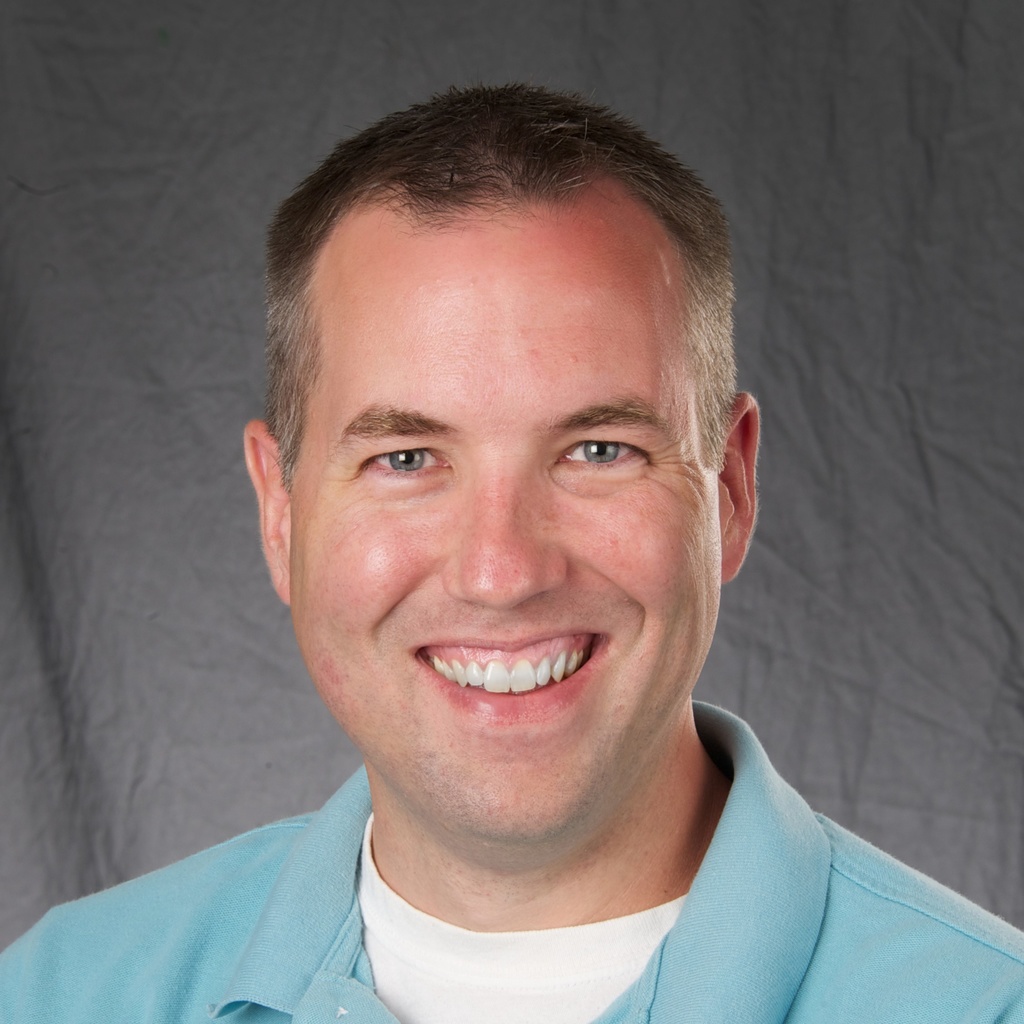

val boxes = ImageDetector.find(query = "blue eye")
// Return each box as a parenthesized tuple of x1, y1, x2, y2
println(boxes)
(574, 441, 622, 463)
(386, 449, 427, 471)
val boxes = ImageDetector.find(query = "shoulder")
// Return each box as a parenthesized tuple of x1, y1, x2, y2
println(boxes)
(29, 812, 311, 940)
(0, 814, 311, 1022)
(792, 814, 1024, 1020)
(690, 704, 1024, 1019)
(820, 813, 1024, 962)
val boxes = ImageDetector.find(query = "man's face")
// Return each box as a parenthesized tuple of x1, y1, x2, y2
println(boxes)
(247, 184, 757, 862)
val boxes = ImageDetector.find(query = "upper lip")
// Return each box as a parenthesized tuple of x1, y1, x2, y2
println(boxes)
(417, 632, 597, 653)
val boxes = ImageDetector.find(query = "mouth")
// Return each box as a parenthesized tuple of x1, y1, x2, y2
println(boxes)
(419, 635, 596, 694)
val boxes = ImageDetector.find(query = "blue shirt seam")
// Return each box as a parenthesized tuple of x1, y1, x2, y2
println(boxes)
(826, 861, 1024, 966)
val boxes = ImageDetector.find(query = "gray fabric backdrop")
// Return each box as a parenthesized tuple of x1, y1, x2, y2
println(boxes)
(2, 0, 1022, 948)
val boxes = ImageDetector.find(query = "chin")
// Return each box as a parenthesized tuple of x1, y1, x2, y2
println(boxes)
(394, 754, 614, 866)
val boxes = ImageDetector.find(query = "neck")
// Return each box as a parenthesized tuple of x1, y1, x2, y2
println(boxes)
(366, 710, 730, 931)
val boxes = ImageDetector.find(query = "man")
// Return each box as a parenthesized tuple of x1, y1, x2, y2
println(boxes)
(1, 84, 1022, 1023)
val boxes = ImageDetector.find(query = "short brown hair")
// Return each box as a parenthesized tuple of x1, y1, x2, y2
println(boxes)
(265, 83, 735, 484)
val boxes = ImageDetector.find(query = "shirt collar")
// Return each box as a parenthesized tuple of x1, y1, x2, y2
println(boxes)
(639, 703, 832, 1024)
(211, 769, 373, 1017)
(211, 704, 831, 1023)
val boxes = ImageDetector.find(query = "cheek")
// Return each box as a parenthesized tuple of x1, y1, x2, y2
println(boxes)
(293, 504, 439, 641)
(292, 508, 435, 739)
(304, 643, 403, 758)
(581, 488, 719, 610)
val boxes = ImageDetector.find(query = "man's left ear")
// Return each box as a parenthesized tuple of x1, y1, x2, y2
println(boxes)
(717, 392, 760, 583)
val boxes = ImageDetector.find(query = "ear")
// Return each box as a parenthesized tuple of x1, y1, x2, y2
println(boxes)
(243, 420, 292, 605)
(717, 393, 760, 583)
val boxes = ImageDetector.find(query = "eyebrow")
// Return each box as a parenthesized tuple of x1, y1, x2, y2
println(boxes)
(553, 398, 673, 437)
(331, 396, 673, 457)
(332, 405, 455, 454)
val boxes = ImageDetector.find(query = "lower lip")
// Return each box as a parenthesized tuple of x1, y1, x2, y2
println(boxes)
(422, 643, 601, 726)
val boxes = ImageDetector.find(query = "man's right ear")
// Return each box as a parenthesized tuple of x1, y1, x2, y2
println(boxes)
(243, 420, 292, 606)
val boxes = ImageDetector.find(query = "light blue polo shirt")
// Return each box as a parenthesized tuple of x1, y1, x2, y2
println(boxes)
(2, 704, 1023, 1022)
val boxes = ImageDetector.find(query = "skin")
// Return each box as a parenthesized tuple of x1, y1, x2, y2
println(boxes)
(245, 181, 759, 931)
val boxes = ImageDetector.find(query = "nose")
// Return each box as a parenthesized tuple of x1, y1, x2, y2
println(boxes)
(443, 474, 569, 609)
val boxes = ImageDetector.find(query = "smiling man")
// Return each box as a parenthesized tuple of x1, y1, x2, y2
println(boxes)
(2, 84, 1023, 1024)
(245, 176, 751, 941)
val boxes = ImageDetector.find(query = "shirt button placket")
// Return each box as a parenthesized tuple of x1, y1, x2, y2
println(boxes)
(291, 972, 399, 1024)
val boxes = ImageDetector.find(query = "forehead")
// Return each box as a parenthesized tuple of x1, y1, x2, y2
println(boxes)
(306, 185, 695, 432)
(313, 178, 686, 310)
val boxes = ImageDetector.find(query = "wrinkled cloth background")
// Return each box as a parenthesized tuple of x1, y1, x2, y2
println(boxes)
(2, 0, 1023, 948)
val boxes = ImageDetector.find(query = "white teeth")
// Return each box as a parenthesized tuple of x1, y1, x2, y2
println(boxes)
(427, 646, 589, 692)
(483, 661, 511, 693)
(536, 656, 551, 687)
(510, 659, 536, 693)
(452, 659, 468, 687)
(552, 651, 567, 682)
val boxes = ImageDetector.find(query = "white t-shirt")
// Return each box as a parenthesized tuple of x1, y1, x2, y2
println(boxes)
(358, 817, 685, 1024)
